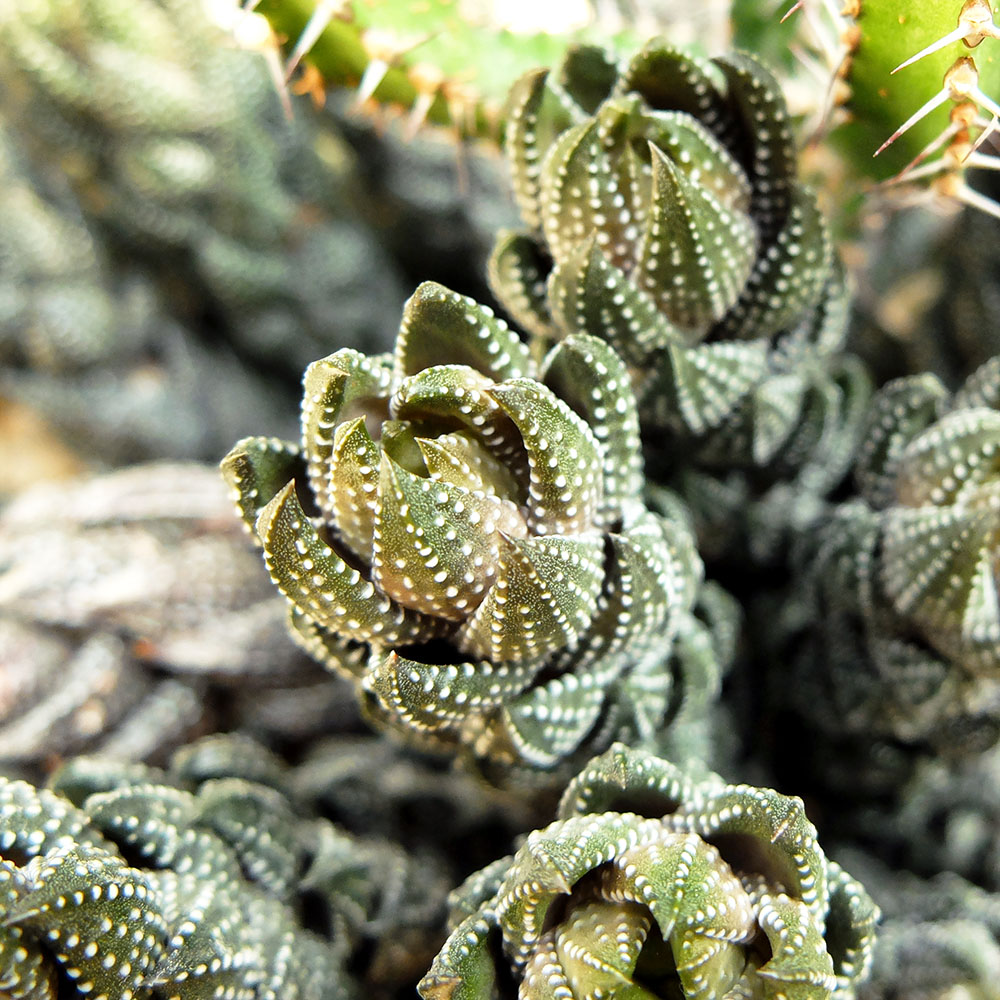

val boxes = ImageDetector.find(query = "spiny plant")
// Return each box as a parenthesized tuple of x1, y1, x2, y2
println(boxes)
(789, 354, 1000, 758)
(487, 39, 869, 558)
(222, 280, 731, 781)
(245, 0, 645, 140)
(420, 743, 878, 1000)
(762, 0, 1000, 214)
(0, 733, 447, 1000)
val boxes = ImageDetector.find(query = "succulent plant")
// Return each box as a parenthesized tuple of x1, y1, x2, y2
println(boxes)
(222, 280, 726, 779)
(789, 354, 1000, 758)
(0, 733, 450, 1000)
(0, 123, 295, 465)
(488, 40, 869, 558)
(420, 742, 878, 1000)
(0, 0, 405, 381)
(837, 849, 1000, 1000)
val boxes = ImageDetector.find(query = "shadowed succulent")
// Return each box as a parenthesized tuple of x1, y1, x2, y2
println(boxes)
(790, 354, 1000, 757)
(419, 743, 878, 1000)
(838, 849, 1000, 1000)
(223, 281, 723, 779)
(488, 40, 867, 527)
(0, 733, 448, 1000)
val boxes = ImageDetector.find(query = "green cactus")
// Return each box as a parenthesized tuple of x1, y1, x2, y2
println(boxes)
(749, 1, 1000, 212)
(250, 0, 643, 140)
(420, 743, 878, 1000)
(222, 280, 726, 780)
(789, 354, 1000, 758)
(488, 39, 869, 558)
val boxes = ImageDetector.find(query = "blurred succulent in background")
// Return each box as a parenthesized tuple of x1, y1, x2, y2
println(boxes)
(488, 40, 869, 560)
(223, 281, 732, 782)
(845, 740, 1000, 895)
(421, 743, 878, 1000)
(837, 849, 1000, 1000)
(789, 354, 1000, 759)
(0, 125, 295, 467)
(0, 732, 453, 999)
(0, 463, 354, 773)
(0, 0, 406, 440)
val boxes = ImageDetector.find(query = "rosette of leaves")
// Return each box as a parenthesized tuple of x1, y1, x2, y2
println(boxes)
(419, 742, 878, 1000)
(222, 281, 722, 780)
(0, 733, 447, 1000)
(789, 354, 1000, 757)
(488, 40, 869, 559)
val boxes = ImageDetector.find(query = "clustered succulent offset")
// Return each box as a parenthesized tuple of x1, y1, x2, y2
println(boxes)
(488, 40, 869, 548)
(0, 734, 447, 1000)
(792, 355, 1000, 757)
(420, 744, 878, 1000)
(223, 280, 726, 779)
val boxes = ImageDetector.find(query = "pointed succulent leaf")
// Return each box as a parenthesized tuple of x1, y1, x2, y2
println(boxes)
(636, 145, 758, 331)
(488, 378, 603, 535)
(615, 45, 731, 134)
(301, 349, 394, 521)
(882, 503, 998, 640)
(286, 608, 369, 680)
(456, 533, 605, 664)
(373, 454, 527, 620)
(418, 912, 498, 1000)
(894, 409, 1000, 508)
(364, 651, 541, 736)
(505, 67, 582, 235)
(193, 779, 300, 901)
(953, 356, 1000, 412)
(545, 237, 681, 367)
(502, 671, 609, 768)
(82, 783, 240, 882)
(854, 373, 949, 509)
(0, 780, 107, 862)
(755, 892, 837, 998)
(540, 333, 643, 518)
(256, 481, 444, 646)
(416, 431, 522, 499)
(6, 845, 168, 999)
(221, 437, 304, 532)
(326, 417, 380, 564)
(390, 365, 526, 468)
(487, 230, 555, 340)
(713, 53, 798, 237)
(395, 282, 534, 384)
(652, 339, 770, 434)
(0, 860, 54, 1000)
(712, 185, 831, 341)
